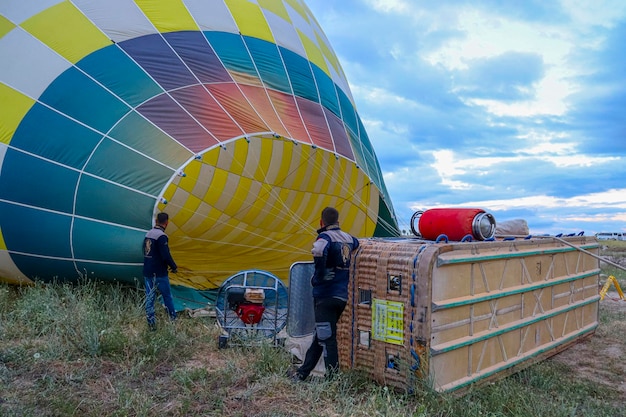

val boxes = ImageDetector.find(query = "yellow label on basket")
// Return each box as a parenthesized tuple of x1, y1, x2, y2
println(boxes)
(371, 299, 404, 345)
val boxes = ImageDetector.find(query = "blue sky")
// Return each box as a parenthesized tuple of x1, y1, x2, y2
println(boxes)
(306, 0, 626, 237)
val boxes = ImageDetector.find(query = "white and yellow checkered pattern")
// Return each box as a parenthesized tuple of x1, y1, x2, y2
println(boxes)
(159, 134, 378, 289)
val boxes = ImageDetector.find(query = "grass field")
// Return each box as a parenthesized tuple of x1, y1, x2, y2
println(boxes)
(1, 241, 625, 417)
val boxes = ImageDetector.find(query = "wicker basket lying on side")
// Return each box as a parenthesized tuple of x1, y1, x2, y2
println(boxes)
(337, 236, 600, 393)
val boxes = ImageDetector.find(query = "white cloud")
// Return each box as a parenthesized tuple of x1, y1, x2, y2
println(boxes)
(561, 0, 626, 28)
(461, 188, 626, 210)
(425, 11, 570, 70)
(363, 0, 411, 14)
(422, 8, 579, 118)
(307, 0, 626, 236)
(432, 150, 472, 189)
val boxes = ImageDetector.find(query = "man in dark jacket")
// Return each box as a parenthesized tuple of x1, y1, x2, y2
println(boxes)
(293, 207, 359, 380)
(143, 212, 178, 330)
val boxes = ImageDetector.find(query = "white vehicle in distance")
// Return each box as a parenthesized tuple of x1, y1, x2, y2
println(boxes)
(595, 232, 626, 241)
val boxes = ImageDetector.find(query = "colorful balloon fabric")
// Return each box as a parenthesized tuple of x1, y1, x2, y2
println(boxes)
(0, 0, 399, 307)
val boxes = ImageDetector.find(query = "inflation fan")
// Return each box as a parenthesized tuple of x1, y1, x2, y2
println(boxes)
(215, 270, 288, 348)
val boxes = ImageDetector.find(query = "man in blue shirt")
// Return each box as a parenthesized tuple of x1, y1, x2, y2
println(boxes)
(293, 207, 359, 380)
(143, 212, 178, 330)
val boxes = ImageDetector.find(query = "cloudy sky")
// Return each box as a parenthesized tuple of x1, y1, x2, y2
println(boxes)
(306, 0, 626, 237)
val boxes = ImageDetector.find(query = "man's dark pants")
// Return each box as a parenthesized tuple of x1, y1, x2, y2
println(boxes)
(297, 297, 347, 379)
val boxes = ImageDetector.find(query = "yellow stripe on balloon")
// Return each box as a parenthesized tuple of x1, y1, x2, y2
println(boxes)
(0, 226, 6, 251)
(177, 166, 198, 195)
(241, 140, 262, 179)
(316, 32, 341, 78)
(304, 147, 324, 193)
(263, 188, 291, 232)
(206, 168, 231, 209)
(177, 199, 207, 234)
(179, 192, 203, 227)
(286, 142, 311, 191)
(208, 211, 228, 238)
(279, 142, 302, 190)
(298, 155, 326, 220)
(166, 186, 189, 216)
(242, 182, 272, 225)
(348, 160, 363, 198)
(203, 147, 220, 166)
(228, 139, 248, 177)
(225, 175, 252, 215)
(182, 159, 206, 196)
(324, 155, 344, 197)
(134, 0, 198, 33)
(199, 164, 223, 206)
(238, 179, 263, 217)
(225, 0, 274, 43)
(297, 29, 328, 76)
(21, 1, 112, 64)
(0, 14, 15, 39)
(344, 202, 363, 236)
(364, 185, 379, 236)
(266, 140, 292, 186)
(0, 84, 35, 145)
(258, 0, 291, 22)
(196, 205, 219, 237)
(253, 137, 274, 182)
(284, 0, 309, 21)
(317, 153, 332, 195)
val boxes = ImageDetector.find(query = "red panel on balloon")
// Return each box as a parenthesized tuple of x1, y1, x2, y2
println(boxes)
(266, 90, 311, 144)
(208, 84, 270, 135)
(297, 97, 333, 152)
(171, 85, 244, 142)
(325, 109, 354, 160)
(236, 85, 290, 138)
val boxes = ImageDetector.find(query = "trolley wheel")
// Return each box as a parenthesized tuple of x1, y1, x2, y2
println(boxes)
(218, 335, 228, 349)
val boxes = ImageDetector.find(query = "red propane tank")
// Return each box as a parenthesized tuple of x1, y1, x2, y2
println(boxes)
(411, 208, 496, 241)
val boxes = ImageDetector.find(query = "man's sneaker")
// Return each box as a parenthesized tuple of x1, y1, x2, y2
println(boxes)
(148, 323, 157, 332)
(286, 367, 306, 382)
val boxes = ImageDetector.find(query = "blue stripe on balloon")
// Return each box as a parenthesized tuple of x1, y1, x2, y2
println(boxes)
(312, 65, 340, 117)
(346, 130, 367, 171)
(84, 138, 173, 195)
(204, 32, 257, 80)
(0, 201, 73, 258)
(245, 37, 291, 93)
(358, 117, 376, 156)
(338, 90, 358, 137)
(10, 254, 79, 283)
(164, 31, 232, 84)
(120, 34, 198, 91)
(281, 48, 318, 103)
(12, 103, 102, 170)
(74, 175, 155, 229)
(72, 218, 146, 263)
(109, 111, 192, 168)
(0, 149, 79, 214)
(75, 261, 142, 285)
(38, 66, 130, 134)
(77, 44, 164, 108)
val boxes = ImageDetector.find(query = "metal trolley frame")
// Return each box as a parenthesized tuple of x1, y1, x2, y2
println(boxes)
(215, 270, 288, 348)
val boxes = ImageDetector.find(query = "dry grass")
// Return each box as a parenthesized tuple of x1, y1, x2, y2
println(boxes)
(1, 242, 625, 416)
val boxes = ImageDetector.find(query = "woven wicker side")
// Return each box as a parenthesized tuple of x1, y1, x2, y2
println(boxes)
(339, 239, 433, 390)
